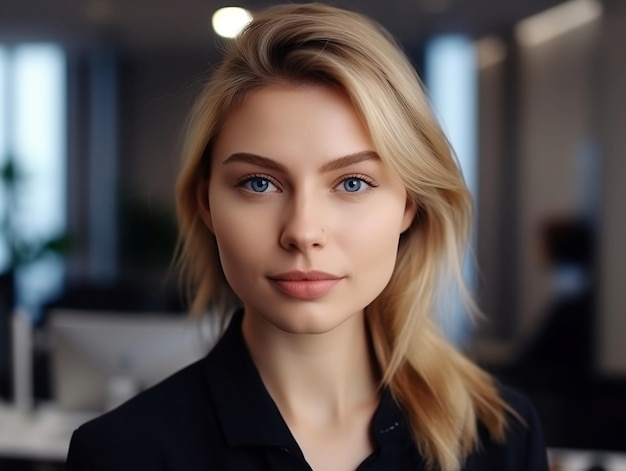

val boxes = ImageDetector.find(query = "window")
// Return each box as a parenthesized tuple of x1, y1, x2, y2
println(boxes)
(0, 44, 66, 316)
(425, 35, 477, 344)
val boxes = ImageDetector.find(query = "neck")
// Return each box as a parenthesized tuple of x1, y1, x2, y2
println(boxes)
(241, 309, 379, 425)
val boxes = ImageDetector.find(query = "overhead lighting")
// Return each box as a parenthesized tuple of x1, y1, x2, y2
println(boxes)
(515, 0, 603, 47)
(212, 7, 253, 39)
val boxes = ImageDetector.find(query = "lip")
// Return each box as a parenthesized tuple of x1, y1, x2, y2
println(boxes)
(269, 270, 342, 281)
(268, 270, 343, 300)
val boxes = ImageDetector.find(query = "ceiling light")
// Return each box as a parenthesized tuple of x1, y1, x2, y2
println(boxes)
(212, 7, 253, 39)
(515, 0, 603, 47)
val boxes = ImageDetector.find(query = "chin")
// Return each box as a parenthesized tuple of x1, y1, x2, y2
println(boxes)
(280, 322, 338, 336)
(258, 303, 363, 336)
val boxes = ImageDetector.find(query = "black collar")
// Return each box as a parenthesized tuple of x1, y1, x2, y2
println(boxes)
(203, 310, 411, 457)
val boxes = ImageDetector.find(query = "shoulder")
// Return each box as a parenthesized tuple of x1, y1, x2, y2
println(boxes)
(79, 356, 208, 436)
(66, 357, 221, 470)
(464, 386, 550, 471)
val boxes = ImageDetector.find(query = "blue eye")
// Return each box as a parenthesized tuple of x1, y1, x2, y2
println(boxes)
(250, 178, 269, 192)
(342, 177, 365, 193)
(242, 177, 276, 193)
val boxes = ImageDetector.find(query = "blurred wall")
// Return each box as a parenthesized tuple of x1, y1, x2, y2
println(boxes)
(597, 0, 626, 376)
(476, 20, 600, 341)
(477, 40, 510, 338)
(477, 2, 626, 377)
(64, 49, 213, 285)
(119, 51, 214, 204)
(516, 19, 600, 336)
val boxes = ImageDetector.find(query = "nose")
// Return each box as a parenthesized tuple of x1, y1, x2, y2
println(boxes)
(279, 191, 328, 252)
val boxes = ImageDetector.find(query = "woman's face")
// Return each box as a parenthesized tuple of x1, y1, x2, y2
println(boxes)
(203, 84, 414, 335)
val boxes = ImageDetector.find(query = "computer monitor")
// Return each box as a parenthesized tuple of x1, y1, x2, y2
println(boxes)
(48, 309, 220, 412)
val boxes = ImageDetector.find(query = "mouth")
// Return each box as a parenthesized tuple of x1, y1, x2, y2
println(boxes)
(269, 270, 342, 281)
(268, 270, 343, 300)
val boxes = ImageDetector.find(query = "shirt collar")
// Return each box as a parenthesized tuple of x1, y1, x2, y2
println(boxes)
(204, 309, 301, 453)
(370, 385, 412, 452)
(203, 309, 411, 455)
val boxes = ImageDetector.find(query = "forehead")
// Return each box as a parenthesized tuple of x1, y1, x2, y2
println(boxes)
(211, 83, 375, 166)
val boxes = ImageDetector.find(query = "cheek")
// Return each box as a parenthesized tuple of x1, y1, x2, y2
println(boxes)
(208, 203, 277, 292)
(360, 224, 402, 270)
(337, 199, 406, 272)
(213, 231, 255, 299)
(208, 184, 254, 270)
(211, 211, 255, 266)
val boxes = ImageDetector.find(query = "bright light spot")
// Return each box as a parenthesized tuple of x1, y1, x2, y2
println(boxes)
(212, 7, 252, 39)
(516, 0, 603, 47)
(12, 44, 66, 311)
(13, 44, 66, 241)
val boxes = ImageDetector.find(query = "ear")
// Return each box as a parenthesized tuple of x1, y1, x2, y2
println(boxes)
(400, 196, 417, 234)
(196, 180, 214, 233)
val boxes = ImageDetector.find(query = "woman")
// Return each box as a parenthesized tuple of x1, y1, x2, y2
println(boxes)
(66, 3, 549, 470)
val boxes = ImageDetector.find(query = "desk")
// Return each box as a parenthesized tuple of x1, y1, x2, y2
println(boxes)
(0, 402, 96, 462)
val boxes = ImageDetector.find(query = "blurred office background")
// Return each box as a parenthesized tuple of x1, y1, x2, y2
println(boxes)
(0, 0, 624, 469)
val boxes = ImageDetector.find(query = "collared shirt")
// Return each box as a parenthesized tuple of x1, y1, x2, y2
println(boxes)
(66, 311, 549, 470)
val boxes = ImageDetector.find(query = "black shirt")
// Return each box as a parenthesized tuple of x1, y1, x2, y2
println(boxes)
(66, 311, 549, 470)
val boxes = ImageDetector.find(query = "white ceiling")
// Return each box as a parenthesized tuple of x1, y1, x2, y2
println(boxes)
(0, 0, 569, 52)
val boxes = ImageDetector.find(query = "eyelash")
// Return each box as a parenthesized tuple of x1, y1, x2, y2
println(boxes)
(234, 173, 378, 193)
(336, 174, 378, 189)
(235, 174, 281, 192)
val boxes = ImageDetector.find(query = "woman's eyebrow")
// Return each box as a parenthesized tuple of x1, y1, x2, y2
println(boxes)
(320, 150, 380, 172)
(222, 150, 380, 173)
(222, 153, 286, 172)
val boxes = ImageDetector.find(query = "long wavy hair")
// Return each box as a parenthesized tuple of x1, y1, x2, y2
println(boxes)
(176, 3, 511, 470)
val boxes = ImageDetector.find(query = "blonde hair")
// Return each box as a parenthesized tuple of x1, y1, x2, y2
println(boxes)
(176, 3, 511, 470)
